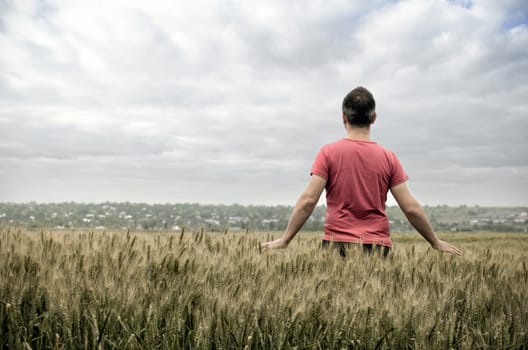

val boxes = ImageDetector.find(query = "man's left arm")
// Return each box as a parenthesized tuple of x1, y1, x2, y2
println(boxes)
(262, 175, 326, 249)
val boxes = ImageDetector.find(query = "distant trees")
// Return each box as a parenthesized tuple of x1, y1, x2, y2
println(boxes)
(0, 202, 526, 233)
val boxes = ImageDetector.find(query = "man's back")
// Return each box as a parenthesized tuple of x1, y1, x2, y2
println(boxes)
(311, 138, 408, 246)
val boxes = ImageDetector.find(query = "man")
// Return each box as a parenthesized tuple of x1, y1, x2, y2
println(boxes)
(263, 87, 463, 257)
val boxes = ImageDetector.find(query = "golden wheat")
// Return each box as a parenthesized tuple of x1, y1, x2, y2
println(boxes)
(1, 228, 527, 349)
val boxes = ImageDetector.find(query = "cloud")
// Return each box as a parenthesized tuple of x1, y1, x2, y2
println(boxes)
(0, 0, 527, 205)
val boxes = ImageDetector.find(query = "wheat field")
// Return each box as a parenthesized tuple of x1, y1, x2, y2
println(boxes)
(1, 228, 527, 349)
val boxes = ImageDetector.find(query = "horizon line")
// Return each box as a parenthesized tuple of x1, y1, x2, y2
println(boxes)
(1, 201, 527, 208)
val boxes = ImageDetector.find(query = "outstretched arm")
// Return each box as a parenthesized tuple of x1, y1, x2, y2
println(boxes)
(262, 175, 326, 249)
(390, 182, 463, 256)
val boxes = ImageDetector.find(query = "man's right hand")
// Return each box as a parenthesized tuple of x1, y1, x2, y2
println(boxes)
(431, 239, 464, 256)
(391, 183, 464, 257)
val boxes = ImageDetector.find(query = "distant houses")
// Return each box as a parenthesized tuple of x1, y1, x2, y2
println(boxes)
(0, 203, 526, 233)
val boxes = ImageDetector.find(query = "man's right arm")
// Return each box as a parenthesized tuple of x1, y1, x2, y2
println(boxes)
(390, 182, 463, 256)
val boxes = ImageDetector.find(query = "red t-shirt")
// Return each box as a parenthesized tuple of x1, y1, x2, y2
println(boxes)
(310, 138, 408, 247)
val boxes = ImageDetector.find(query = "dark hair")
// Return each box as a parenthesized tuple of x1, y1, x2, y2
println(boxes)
(342, 86, 376, 127)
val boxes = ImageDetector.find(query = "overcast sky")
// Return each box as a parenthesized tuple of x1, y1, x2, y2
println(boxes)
(1, 0, 527, 206)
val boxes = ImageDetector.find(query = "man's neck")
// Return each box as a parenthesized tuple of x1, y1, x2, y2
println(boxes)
(345, 126, 371, 141)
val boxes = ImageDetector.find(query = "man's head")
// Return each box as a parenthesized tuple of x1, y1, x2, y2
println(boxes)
(342, 87, 376, 127)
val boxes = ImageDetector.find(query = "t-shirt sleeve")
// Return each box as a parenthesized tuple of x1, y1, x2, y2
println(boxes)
(310, 147, 329, 181)
(389, 152, 409, 187)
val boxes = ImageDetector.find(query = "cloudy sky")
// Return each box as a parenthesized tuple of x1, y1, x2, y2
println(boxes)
(1, 0, 527, 206)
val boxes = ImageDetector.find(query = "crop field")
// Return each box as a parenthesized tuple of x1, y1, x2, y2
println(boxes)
(1, 228, 527, 349)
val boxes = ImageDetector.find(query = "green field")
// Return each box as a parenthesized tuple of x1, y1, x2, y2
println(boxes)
(1, 229, 527, 349)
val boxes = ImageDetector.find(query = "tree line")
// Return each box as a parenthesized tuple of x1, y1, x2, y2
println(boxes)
(0, 202, 526, 233)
